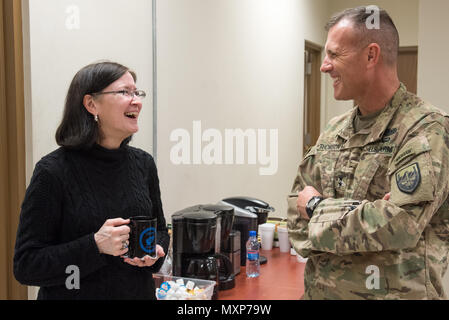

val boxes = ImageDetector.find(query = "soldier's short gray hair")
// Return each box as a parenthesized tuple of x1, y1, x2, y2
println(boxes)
(325, 6, 399, 66)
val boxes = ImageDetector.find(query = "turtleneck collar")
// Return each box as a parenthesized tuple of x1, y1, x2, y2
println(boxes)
(86, 143, 128, 163)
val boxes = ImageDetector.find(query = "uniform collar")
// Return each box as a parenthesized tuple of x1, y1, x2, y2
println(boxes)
(337, 83, 407, 144)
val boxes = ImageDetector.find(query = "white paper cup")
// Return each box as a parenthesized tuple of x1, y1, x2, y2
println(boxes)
(277, 226, 290, 253)
(259, 223, 275, 250)
(296, 255, 308, 263)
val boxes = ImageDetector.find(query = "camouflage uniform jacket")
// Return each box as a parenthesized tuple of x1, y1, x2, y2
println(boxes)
(287, 84, 449, 299)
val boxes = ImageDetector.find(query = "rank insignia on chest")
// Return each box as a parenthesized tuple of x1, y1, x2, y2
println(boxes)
(395, 162, 421, 194)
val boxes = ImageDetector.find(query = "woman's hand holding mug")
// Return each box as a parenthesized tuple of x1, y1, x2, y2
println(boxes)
(94, 218, 130, 257)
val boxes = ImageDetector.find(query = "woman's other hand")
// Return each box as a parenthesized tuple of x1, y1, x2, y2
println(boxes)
(94, 218, 130, 256)
(124, 245, 165, 267)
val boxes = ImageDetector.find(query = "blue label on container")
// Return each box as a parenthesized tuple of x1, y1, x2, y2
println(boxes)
(160, 281, 171, 292)
(247, 252, 259, 261)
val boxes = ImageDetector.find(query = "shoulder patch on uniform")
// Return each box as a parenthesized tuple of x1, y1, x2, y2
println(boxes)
(395, 162, 421, 194)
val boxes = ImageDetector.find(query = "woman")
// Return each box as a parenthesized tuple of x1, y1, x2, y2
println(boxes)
(14, 61, 170, 300)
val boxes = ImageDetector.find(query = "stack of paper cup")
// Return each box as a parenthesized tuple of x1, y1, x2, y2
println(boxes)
(277, 226, 290, 253)
(259, 223, 276, 250)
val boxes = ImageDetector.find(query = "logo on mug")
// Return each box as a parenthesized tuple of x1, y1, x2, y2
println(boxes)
(139, 227, 156, 254)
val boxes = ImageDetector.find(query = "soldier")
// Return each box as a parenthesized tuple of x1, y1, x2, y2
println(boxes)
(287, 6, 449, 299)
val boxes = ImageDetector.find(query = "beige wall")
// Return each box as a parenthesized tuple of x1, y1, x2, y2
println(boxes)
(324, 0, 420, 122)
(157, 0, 329, 221)
(23, 0, 330, 225)
(24, 0, 154, 168)
(417, 0, 449, 296)
(417, 0, 449, 113)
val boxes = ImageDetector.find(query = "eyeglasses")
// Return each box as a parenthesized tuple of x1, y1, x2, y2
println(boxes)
(91, 89, 147, 99)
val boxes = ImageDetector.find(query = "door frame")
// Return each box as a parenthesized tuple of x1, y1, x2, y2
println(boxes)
(0, 0, 27, 300)
(398, 46, 418, 94)
(303, 40, 323, 155)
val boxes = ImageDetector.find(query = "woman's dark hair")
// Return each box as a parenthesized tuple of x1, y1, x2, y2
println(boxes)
(55, 61, 137, 150)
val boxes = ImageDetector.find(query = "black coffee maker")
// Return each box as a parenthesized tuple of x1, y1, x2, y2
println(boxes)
(172, 207, 234, 299)
(218, 197, 274, 266)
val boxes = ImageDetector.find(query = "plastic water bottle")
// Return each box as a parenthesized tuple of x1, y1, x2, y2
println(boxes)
(246, 231, 260, 278)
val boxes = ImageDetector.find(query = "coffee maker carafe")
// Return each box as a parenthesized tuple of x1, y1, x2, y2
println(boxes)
(198, 204, 237, 289)
(172, 209, 234, 299)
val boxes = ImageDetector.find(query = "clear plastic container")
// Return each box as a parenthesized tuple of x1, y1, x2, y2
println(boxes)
(152, 273, 216, 300)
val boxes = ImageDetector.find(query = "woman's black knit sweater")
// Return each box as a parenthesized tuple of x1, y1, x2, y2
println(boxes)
(13, 144, 170, 300)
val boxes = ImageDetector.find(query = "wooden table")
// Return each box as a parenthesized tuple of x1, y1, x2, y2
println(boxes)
(219, 248, 306, 300)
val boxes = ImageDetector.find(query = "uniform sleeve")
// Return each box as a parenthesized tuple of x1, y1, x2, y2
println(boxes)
(306, 120, 449, 255)
(287, 146, 322, 258)
(146, 156, 170, 272)
(13, 163, 108, 287)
